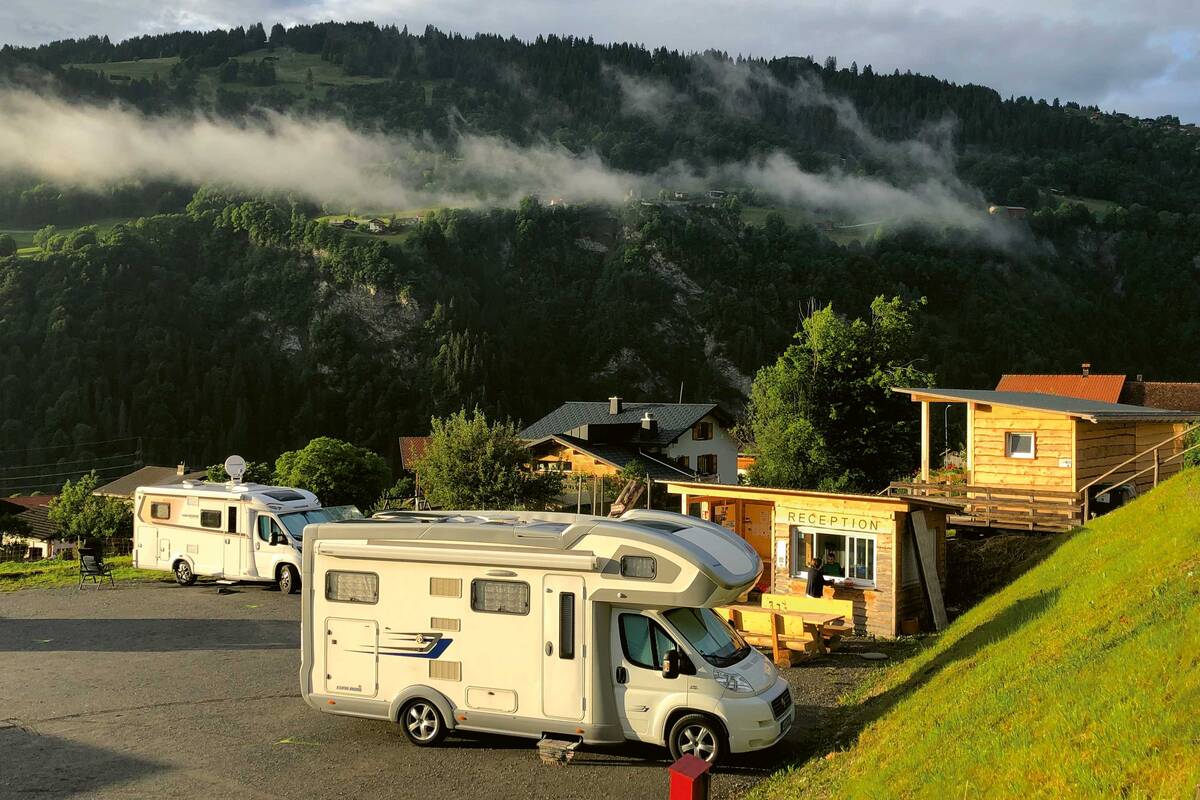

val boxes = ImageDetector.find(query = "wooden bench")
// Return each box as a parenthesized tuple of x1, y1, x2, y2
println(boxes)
(717, 604, 850, 666)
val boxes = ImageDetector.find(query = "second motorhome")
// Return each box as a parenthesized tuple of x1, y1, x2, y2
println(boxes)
(133, 479, 355, 593)
(300, 509, 793, 763)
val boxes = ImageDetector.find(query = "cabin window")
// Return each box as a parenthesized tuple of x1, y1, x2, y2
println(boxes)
(470, 579, 530, 615)
(675, 455, 690, 469)
(791, 528, 877, 587)
(325, 570, 378, 604)
(696, 454, 718, 474)
(558, 593, 576, 659)
(620, 555, 657, 579)
(150, 502, 171, 520)
(199, 510, 222, 529)
(618, 614, 679, 670)
(692, 421, 713, 441)
(257, 515, 284, 543)
(1005, 431, 1036, 459)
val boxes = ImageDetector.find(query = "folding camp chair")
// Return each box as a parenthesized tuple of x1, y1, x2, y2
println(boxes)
(78, 548, 116, 589)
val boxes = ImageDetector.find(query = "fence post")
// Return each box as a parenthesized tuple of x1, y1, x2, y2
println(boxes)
(668, 754, 711, 800)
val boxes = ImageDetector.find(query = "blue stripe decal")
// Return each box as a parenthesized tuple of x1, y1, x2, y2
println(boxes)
(376, 638, 454, 659)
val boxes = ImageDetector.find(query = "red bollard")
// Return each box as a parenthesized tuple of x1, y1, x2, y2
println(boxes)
(668, 754, 711, 800)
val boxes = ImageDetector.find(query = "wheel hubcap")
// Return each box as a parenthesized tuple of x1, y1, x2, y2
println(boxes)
(177, 564, 190, 580)
(680, 725, 717, 761)
(281, 571, 291, 591)
(406, 704, 439, 741)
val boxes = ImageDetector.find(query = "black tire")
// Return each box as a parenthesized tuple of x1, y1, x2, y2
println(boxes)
(277, 564, 300, 595)
(667, 713, 725, 764)
(399, 699, 447, 746)
(173, 560, 196, 586)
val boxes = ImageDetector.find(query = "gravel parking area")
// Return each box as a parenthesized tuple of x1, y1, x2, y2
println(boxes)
(0, 582, 900, 799)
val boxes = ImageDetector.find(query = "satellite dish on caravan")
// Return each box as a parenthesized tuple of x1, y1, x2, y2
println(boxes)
(224, 454, 247, 484)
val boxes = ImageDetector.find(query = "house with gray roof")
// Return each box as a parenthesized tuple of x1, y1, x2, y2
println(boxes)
(521, 396, 739, 485)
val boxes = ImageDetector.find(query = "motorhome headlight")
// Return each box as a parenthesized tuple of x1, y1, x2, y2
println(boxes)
(713, 670, 754, 694)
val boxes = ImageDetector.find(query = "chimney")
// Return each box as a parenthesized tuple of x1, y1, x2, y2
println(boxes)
(641, 412, 658, 437)
(1081, 362, 1091, 378)
(1136, 374, 1144, 382)
(176, 463, 186, 476)
(609, 396, 623, 415)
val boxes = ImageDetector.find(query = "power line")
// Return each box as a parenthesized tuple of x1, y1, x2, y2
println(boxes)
(0, 462, 139, 485)
(0, 451, 140, 473)
(0, 435, 142, 456)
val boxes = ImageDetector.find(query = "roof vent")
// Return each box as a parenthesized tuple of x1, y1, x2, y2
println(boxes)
(609, 396, 623, 415)
(1081, 362, 1091, 377)
(176, 463, 186, 476)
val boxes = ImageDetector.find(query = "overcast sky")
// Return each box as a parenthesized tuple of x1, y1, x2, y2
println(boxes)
(2, 1, 1198, 122)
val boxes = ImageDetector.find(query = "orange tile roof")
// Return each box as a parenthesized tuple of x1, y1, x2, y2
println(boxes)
(995, 374, 1125, 403)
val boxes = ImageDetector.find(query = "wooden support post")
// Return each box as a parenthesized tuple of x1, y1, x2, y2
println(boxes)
(679, 492, 689, 515)
(1153, 448, 1160, 487)
(911, 510, 948, 631)
(769, 611, 786, 667)
(920, 400, 931, 483)
(965, 402, 975, 480)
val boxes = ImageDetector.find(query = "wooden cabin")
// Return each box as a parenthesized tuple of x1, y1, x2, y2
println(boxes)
(666, 482, 952, 637)
(892, 388, 1198, 531)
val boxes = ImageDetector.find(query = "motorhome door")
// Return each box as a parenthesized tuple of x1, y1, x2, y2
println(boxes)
(325, 618, 379, 697)
(611, 612, 684, 737)
(542, 574, 585, 720)
(222, 506, 242, 577)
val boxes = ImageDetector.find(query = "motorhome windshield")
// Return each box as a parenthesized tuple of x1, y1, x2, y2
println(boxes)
(278, 505, 362, 540)
(279, 509, 331, 540)
(663, 607, 752, 668)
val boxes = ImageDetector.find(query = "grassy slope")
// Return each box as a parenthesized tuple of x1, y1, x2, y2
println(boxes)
(751, 470, 1200, 800)
(0, 555, 170, 591)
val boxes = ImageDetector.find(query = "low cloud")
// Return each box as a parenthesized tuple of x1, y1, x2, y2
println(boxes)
(0, 86, 1011, 244)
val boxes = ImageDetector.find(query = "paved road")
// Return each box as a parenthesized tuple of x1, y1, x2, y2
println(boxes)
(0, 583, 842, 800)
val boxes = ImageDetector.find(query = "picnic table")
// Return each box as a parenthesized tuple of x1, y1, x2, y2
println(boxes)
(719, 604, 853, 665)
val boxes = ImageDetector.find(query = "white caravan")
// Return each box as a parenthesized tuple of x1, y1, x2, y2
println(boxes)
(132, 480, 349, 593)
(300, 509, 793, 764)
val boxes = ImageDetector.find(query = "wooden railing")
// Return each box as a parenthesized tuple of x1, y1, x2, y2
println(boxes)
(1077, 422, 1200, 520)
(888, 482, 1082, 531)
(891, 422, 1200, 532)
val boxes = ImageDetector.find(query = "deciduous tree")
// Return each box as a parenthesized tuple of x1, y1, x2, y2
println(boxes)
(274, 437, 391, 510)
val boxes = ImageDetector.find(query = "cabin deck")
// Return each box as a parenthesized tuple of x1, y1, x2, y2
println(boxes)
(886, 482, 1081, 532)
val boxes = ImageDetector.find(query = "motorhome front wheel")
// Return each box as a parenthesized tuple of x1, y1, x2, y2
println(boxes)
(400, 699, 447, 746)
(173, 561, 196, 586)
(277, 565, 300, 594)
(667, 714, 725, 764)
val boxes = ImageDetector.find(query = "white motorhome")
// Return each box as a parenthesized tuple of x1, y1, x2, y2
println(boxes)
(300, 509, 793, 764)
(132, 480, 350, 593)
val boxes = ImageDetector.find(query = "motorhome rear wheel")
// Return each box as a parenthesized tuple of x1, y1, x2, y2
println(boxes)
(277, 564, 300, 594)
(400, 699, 447, 746)
(667, 713, 725, 764)
(173, 560, 196, 586)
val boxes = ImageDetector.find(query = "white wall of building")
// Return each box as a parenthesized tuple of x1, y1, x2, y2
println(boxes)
(665, 414, 739, 484)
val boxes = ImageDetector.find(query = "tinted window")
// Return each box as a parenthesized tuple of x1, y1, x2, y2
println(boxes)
(150, 502, 170, 520)
(199, 510, 222, 528)
(618, 614, 679, 670)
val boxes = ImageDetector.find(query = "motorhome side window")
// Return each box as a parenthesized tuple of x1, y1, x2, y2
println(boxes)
(620, 555, 657, 579)
(150, 502, 170, 520)
(325, 571, 378, 604)
(618, 613, 678, 670)
(199, 510, 222, 528)
(470, 579, 530, 615)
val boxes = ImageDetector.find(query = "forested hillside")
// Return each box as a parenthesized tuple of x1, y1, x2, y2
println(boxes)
(1, 22, 1199, 488)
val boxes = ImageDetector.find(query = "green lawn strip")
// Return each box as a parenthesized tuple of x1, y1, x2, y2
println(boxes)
(749, 469, 1200, 799)
(0, 555, 172, 591)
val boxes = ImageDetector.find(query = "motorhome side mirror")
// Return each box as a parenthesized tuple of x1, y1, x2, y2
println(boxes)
(661, 649, 680, 680)
(271, 532, 285, 546)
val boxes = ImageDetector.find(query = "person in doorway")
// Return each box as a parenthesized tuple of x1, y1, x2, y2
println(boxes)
(806, 557, 828, 599)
